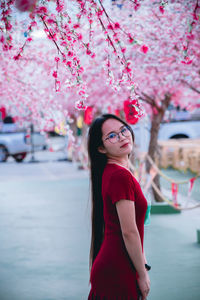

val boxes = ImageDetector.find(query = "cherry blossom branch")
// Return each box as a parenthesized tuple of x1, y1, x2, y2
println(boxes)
(139, 92, 159, 110)
(181, 79, 200, 94)
(40, 15, 63, 55)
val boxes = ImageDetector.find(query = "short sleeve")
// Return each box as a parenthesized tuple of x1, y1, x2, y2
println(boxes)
(108, 169, 135, 205)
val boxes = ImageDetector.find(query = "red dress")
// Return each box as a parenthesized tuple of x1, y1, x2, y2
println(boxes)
(88, 163, 147, 300)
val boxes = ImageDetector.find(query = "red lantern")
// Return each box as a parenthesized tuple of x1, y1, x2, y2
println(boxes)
(84, 106, 93, 125)
(123, 99, 139, 124)
(0, 106, 6, 120)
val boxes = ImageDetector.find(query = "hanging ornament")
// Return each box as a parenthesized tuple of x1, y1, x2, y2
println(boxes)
(0, 106, 6, 120)
(171, 182, 178, 206)
(123, 99, 140, 124)
(84, 106, 93, 125)
(188, 177, 196, 197)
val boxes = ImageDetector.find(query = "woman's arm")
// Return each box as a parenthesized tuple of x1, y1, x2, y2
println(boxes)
(143, 250, 147, 264)
(116, 200, 150, 300)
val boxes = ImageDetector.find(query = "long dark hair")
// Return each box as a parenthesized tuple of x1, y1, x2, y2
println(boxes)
(87, 114, 134, 271)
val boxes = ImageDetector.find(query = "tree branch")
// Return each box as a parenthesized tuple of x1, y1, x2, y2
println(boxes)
(140, 92, 159, 110)
(181, 79, 200, 94)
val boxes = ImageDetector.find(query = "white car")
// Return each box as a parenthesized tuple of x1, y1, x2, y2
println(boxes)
(0, 126, 47, 162)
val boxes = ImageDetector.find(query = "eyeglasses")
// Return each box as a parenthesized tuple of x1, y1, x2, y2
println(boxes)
(104, 126, 131, 144)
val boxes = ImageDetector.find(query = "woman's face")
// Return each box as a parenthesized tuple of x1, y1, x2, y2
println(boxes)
(100, 118, 133, 158)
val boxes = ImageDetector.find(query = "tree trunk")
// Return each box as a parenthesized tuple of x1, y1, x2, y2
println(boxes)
(147, 94, 171, 202)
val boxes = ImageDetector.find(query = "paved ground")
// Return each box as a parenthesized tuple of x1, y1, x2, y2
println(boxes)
(0, 150, 199, 300)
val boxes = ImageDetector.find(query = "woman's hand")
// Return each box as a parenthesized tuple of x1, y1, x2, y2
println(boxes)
(137, 271, 150, 300)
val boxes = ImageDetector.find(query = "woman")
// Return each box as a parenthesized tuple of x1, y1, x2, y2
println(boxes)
(87, 114, 150, 300)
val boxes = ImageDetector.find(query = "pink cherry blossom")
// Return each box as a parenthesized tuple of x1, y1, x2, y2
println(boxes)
(140, 45, 148, 54)
(52, 71, 57, 78)
(159, 6, 165, 14)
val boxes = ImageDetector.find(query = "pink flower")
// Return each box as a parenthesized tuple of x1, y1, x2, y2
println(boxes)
(26, 37, 32, 42)
(86, 49, 92, 55)
(141, 45, 148, 54)
(66, 61, 72, 67)
(121, 47, 126, 53)
(125, 66, 132, 74)
(79, 90, 85, 96)
(107, 24, 114, 30)
(3, 44, 9, 51)
(75, 100, 87, 110)
(78, 66, 84, 73)
(192, 13, 198, 20)
(30, 21, 37, 27)
(129, 37, 134, 44)
(55, 80, 60, 92)
(181, 57, 193, 65)
(77, 33, 82, 40)
(73, 24, 80, 29)
(37, 6, 47, 14)
(96, 9, 103, 17)
(55, 57, 60, 62)
(114, 22, 120, 29)
(5, 22, 12, 31)
(61, 41, 67, 46)
(47, 18, 55, 24)
(0, 35, 5, 43)
(134, 4, 140, 11)
(56, 2, 64, 13)
(67, 51, 73, 57)
(159, 6, 164, 14)
(52, 71, 57, 78)
(186, 34, 194, 40)
(106, 61, 110, 67)
(13, 54, 21, 60)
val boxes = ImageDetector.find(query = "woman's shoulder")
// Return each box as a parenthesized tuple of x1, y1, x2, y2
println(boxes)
(105, 163, 134, 182)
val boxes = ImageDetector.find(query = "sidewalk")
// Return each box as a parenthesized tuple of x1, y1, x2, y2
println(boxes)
(145, 207, 200, 300)
(0, 158, 199, 299)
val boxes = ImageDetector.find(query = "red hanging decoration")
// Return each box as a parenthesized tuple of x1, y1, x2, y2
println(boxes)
(0, 106, 6, 120)
(84, 106, 93, 125)
(188, 177, 196, 197)
(123, 99, 140, 124)
(171, 182, 178, 206)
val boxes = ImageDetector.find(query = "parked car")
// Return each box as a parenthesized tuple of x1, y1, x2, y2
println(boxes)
(0, 125, 47, 162)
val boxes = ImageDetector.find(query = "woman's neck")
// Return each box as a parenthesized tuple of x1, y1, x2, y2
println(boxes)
(107, 157, 129, 169)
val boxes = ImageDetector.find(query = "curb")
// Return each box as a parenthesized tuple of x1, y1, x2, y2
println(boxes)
(197, 229, 200, 244)
(151, 203, 181, 214)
